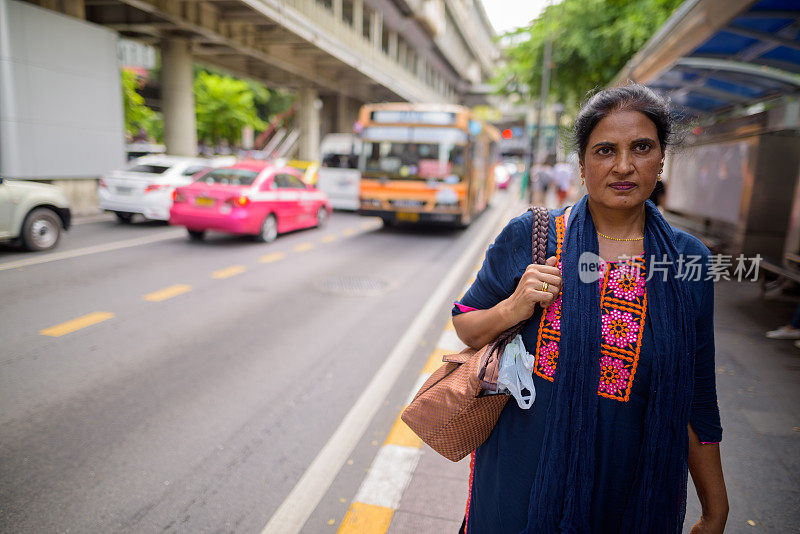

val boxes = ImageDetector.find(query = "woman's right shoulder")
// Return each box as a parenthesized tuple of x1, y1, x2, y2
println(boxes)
(495, 210, 533, 245)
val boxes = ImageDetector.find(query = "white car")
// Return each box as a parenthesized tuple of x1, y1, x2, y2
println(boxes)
(0, 178, 71, 251)
(98, 155, 216, 222)
(317, 133, 361, 210)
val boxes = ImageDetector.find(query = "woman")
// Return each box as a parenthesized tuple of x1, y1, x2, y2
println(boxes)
(453, 85, 728, 534)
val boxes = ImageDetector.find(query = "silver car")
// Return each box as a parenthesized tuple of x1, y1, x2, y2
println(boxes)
(98, 155, 215, 223)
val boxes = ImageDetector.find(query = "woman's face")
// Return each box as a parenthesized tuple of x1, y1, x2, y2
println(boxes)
(581, 110, 663, 211)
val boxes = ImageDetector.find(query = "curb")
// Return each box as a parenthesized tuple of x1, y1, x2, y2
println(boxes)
(337, 196, 527, 533)
(336, 297, 474, 533)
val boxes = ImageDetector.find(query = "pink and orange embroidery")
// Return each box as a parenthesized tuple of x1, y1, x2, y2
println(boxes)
(533, 214, 647, 402)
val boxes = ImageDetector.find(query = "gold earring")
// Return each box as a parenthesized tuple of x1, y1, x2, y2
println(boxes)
(580, 171, 585, 186)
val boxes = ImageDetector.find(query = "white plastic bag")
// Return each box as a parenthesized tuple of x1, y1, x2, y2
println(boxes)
(497, 334, 536, 409)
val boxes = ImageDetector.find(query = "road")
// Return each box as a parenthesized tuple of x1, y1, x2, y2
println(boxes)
(0, 195, 512, 533)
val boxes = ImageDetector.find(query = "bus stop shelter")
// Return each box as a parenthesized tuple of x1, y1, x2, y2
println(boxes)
(615, 0, 800, 281)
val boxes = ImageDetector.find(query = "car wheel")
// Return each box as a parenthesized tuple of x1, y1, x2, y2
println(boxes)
(187, 229, 205, 241)
(20, 208, 62, 251)
(257, 214, 278, 243)
(115, 211, 135, 224)
(316, 207, 328, 228)
(381, 216, 395, 228)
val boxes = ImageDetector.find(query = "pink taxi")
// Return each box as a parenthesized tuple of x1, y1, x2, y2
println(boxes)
(169, 161, 331, 242)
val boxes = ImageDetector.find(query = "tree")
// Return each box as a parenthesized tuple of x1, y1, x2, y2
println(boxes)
(121, 69, 160, 141)
(194, 71, 268, 146)
(494, 0, 683, 110)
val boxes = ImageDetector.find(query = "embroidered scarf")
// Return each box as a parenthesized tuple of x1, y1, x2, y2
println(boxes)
(524, 195, 696, 533)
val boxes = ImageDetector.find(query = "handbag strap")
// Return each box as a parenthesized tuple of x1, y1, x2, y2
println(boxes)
(478, 205, 550, 391)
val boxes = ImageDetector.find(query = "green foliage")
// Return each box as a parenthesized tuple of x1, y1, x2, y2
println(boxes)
(121, 69, 161, 141)
(494, 0, 683, 110)
(194, 70, 268, 146)
(263, 88, 296, 118)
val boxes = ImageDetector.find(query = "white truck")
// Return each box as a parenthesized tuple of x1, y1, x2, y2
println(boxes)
(316, 134, 361, 211)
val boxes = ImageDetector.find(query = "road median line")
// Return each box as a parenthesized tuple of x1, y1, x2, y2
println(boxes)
(144, 284, 192, 302)
(259, 252, 286, 263)
(293, 242, 315, 252)
(260, 195, 519, 534)
(40, 312, 115, 337)
(212, 265, 246, 279)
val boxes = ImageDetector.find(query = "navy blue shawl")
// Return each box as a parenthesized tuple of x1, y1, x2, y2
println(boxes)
(524, 195, 696, 533)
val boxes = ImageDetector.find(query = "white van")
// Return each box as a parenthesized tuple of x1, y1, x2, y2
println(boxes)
(317, 134, 361, 210)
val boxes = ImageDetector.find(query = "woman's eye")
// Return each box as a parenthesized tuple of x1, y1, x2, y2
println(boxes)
(597, 147, 612, 155)
(635, 143, 652, 152)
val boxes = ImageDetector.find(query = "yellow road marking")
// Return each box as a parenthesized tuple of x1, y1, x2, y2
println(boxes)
(40, 312, 114, 337)
(321, 234, 338, 243)
(342, 228, 357, 236)
(383, 410, 422, 448)
(294, 242, 314, 252)
(337, 502, 394, 534)
(212, 265, 246, 279)
(259, 252, 286, 263)
(143, 284, 192, 302)
(360, 221, 377, 230)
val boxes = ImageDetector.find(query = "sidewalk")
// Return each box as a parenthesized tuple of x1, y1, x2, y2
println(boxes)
(344, 278, 800, 533)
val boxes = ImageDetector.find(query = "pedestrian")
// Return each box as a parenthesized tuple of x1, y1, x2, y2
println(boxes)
(452, 84, 727, 534)
(765, 300, 800, 349)
(552, 158, 574, 205)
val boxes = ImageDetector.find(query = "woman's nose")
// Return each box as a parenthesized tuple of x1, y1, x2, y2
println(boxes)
(614, 151, 634, 174)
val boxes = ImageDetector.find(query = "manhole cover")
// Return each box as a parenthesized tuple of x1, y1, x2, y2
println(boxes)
(317, 276, 391, 297)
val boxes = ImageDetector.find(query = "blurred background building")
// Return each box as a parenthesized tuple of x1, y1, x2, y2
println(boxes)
(0, 0, 500, 213)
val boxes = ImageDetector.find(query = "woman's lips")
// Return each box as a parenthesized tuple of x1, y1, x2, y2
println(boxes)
(609, 182, 636, 191)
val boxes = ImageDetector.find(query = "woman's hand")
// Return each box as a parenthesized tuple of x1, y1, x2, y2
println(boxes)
(499, 256, 562, 325)
(690, 515, 726, 534)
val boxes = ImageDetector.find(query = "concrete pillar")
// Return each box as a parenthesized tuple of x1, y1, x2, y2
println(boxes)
(64, 0, 85, 18)
(398, 40, 407, 69)
(353, 0, 363, 36)
(337, 94, 351, 133)
(161, 38, 197, 156)
(370, 10, 382, 50)
(297, 87, 320, 161)
(388, 30, 398, 60)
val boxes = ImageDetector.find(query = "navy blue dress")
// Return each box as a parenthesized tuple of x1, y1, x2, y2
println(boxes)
(453, 207, 722, 534)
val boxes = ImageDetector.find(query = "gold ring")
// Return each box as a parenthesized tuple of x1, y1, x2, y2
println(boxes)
(541, 281, 549, 292)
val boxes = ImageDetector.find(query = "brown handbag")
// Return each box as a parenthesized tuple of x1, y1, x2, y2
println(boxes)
(401, 206, 550, 462)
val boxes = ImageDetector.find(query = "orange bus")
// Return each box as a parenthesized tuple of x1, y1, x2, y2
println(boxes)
(357, 103, 498, 226)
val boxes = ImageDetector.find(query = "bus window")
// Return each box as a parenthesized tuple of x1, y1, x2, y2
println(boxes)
(361, 141, 466, 179)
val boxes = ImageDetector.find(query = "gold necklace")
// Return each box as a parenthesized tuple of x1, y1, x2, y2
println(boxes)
(597, 230, 644, 241)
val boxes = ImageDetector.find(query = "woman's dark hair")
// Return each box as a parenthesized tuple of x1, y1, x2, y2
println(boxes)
(572, 83, 675, 161)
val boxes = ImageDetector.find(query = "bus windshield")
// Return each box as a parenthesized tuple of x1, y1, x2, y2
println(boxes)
(360, 127, 467, 180)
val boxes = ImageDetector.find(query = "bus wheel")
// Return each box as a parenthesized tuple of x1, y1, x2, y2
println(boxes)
(380, 217, 395, 228)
